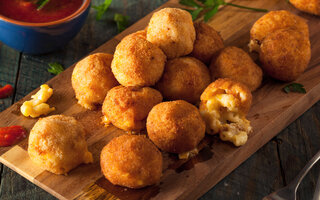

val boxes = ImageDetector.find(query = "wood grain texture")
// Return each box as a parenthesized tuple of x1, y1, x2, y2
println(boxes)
(0, 0, 319, 199)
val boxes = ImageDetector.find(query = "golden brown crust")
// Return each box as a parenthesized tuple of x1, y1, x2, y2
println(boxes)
(111, 33, 166, 87)
(147, 8, 196, 59)
(131, 30, 147, 39)
(102, 86, 163, 131)
(156, 57, 211, 104)
(249, 10, 309, 52)
(72, 53, 119, 110)
(290, 0, 320, 15)
(147, 100, 205, 154)
(210, 46, 263, 91)
(28, 115, 93, 175)
(259, 28, 311, 82)
(200, 78, 252, 114)
(100, 135, 163, 188)
(191, 22, 224, 64)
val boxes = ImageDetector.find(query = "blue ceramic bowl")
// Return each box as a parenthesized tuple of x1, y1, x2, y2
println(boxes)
(0, 0, 91, 55)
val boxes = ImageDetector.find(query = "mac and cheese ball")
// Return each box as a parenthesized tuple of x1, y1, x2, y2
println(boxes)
(147, 8, 196, 59)
(102, 86, 163, 132)
(100, 135, 162, 188)
(28, 115, 93, 175)
(199, 78, 252, 146)
(259, 28, 311, 82)
(191, 22, 224, 64)
(249, 10, 309, 52)
(111, 33, 166, 87)
(156, 57, 211, 104)
(147, 100, 205, 154)
(210, 46, 263, 91)
(290, 0, 320, 15)
(72, 53, 118, 110)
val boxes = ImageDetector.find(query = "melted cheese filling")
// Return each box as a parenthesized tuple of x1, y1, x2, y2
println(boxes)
(200, 94, 252, 146)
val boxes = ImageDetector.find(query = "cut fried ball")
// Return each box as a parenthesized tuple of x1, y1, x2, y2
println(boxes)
(156, 57, 211, 104)
(199, 78, 252, 146)
(72, 53, 118, 110)
(210, 46, 263, 91)
(147, 100, 205, 154)
(102, 86, 163, 132)
(100, 135, 163, 188)
(111, 33, 166, 87)
(191, 22, 224, 65)
(147, 8, 196, 59)
(259, 28, 311, 82)
(249, 10, 309, 52)
(28, 115, 93, 175)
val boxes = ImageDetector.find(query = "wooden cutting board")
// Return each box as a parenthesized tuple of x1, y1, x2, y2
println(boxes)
(0, 0, 319, 199)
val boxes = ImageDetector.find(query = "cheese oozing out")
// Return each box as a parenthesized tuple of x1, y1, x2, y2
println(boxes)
(178, 148, 199, 160)
(200, 94, 252, 146)
(20, 84, 55, 118)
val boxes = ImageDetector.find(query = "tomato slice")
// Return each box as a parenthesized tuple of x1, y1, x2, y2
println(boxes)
(0, 84, 14, 99)
(0, 126, 27, 147)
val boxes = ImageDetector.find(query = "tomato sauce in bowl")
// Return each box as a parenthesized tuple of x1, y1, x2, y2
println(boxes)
(0, 0, 83, 23)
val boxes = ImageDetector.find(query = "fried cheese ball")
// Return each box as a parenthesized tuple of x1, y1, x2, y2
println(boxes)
(147, 8, 196, 59)
(100, 135, 162, 188)
(72, 53, 118, 110)
(191, 22, 224, 64)
(131, 30, 147, 39)
(249, 10, 309, 52)
(28, 115, 93, 175)
(210, 46, 263, 91)
(156, 57, 211, 104)
(147, 100, 205, 154)
(199, 78, 252, 146)
(260, 28, 311, 82)
(111, 33, 166, 87)
(102, 86, 163, 132)
(290, 0, 320, 15)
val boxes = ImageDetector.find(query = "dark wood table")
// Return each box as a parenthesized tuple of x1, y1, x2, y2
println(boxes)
(0, 0, 319, 199)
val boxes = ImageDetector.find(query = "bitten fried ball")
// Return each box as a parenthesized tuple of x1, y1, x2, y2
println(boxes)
(199, 78, 252, 146)
(191, 22, 224, 64)
(147, 100, 205, 154)
(259, 28, 311, 82)
(249, 10, 309, 52)
(111, 33, 166, 87)
(28, 115, 93, 175)
(210, 46, 263, 91)
(147, 8, 196, 59)
(290, 0, 320, 15)
(156, 57, 211, 104)
(100, 135, 162, 188)
(102, 86, 163, 132)
(72, 53, 118, 110)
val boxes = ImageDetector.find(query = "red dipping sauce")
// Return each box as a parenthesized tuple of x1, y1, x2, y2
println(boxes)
(0, 0, 83, 23)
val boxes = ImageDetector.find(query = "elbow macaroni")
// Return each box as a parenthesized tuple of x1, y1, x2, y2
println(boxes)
(20, 84, 55, 118)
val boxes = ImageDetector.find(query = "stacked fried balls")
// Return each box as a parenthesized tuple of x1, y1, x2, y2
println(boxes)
(27, 6, 311, 190)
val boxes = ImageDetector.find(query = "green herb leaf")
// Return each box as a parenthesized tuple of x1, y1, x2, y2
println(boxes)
(37, 0, 50, 10)
(179, 0, 201, 8)
(283, 83, 306, 94)
(187, 8, 204, 21)
(204, 5, 219, 22)
(180, 0, 267, 22)
(114, 13, 129, 33)
(92, 0, 113, 20)
(48, 63, 64, 75)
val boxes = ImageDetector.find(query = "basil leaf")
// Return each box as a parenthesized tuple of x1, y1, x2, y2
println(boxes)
(283, 83, 306, 94)
(114, 13, 129, 33)
(92, 0, 113, 20)
(48, 62, 64, 75)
